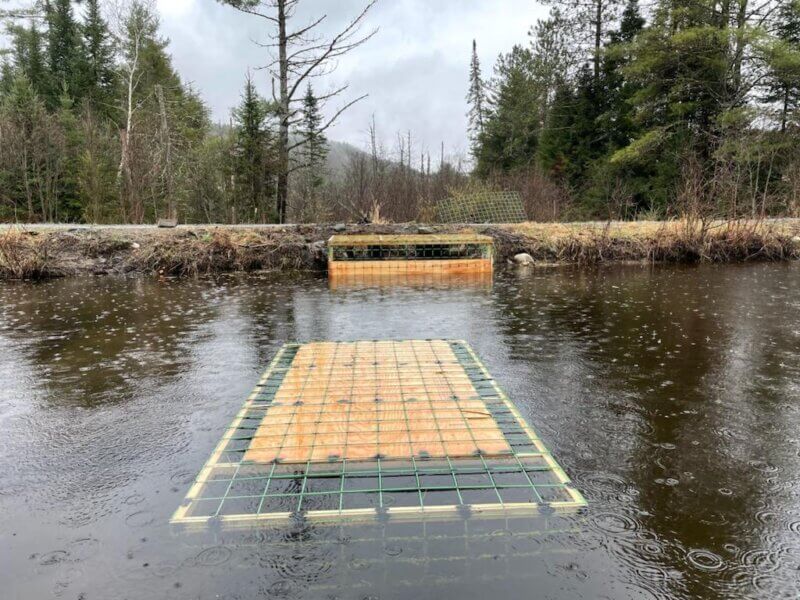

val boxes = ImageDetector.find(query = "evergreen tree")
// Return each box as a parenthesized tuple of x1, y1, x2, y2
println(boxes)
(115, 0, 209, 222)
(0, 61, 13, 97)
(294, 83, 329, 220)
(474, 45, 540, 176)
(56, 91, 83, 220)
(529, 8, 572, 122)
(538, 65, 604, 187)
(612, 0, 729, 182)
(537, 82, 577, 181)
(6, 23, 48, 96)
(765, 0, 800, 132)
(466, 39, 486, 157)
(615, 0, 644, 43)
(0, 73, 59, 221)
(76, 108, 118, 223)
(297, 83, 328, 189)
(232, 74, 274, 222)
(593, 0, 649, 210)
(599, 0, 645, 149)
(45, 0, 81, 106)
(79, 0, 117, 114)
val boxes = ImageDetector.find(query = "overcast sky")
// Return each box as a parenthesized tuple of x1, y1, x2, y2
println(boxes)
(154, 0, 547, 160)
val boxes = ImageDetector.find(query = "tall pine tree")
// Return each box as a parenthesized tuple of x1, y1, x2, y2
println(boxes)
(297, 83, 328, 189)
(45, 0, 81, 106)
(466, 39, 486, 157)
(294, 83, 329, 220)
(79, 0, 116, 115)
(765, 0, 800, 132)
(474, 45, 540, 176)
(232, 74, 274, 222)
(6, 23, 48, 96)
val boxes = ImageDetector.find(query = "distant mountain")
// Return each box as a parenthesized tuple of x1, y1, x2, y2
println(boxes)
(325, 139, 372, 175)
(209, 123, 372, 176)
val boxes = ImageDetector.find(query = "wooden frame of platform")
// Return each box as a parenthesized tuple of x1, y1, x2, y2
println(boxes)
(172, 340, 585, 526)
(327, 234, 494, 277)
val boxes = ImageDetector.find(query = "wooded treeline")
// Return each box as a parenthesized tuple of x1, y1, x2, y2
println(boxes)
(0, 0, 213, 223)
(0, 0, 376, 223)
(3, 0, 800, 224)
(469, 0, 800, 219)
(0, 0, 457, 224)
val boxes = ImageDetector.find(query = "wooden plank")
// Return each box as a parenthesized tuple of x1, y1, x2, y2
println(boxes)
(328, 233, 493, 246)
(328, 258, 493, 276)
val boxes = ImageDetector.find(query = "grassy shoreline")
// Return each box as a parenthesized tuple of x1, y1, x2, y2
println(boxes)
(1, 220, 799, 279)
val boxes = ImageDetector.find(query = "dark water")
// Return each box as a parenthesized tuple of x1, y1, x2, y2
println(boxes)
(1, 263, 799, 600)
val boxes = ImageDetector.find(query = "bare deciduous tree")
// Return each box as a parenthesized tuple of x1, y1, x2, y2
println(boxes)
(217, 0, 378, 223)
(0, 0, 44, 21)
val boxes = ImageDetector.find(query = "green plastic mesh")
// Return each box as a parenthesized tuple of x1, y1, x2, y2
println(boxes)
(435, 191, 527, 224)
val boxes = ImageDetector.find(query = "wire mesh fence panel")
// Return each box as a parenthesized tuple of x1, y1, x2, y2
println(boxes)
(328, 235, 494, 277)
(435, 191, 527, 224)
(172, 340, 585, 525)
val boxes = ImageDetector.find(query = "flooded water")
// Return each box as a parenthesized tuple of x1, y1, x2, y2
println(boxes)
(1, 263, 799, 599)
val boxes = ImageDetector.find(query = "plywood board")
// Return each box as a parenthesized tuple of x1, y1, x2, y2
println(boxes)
(244, 341, 511, 464)
(328, 259, 493, 277)
(328, 234, 493, 247)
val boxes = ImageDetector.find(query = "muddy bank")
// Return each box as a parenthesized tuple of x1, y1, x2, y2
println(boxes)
(1, 220, 799, 279)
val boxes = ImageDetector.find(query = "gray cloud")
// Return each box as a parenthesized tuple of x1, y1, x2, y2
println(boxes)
(157, 0, 546, 159)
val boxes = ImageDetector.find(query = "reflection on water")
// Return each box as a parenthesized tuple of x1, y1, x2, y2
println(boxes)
(1, 263, 799, 599)
(328, 270, 493, 290)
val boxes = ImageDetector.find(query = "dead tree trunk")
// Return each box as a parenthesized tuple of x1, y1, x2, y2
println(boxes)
(276, 0, 289, 223)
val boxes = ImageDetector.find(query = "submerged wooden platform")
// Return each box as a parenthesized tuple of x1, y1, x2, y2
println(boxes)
(328, 234, 494, 277)
(244, 341, 511, 463)
(173, 340, 585, 525)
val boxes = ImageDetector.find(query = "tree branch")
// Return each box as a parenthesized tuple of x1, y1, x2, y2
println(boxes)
(286, 93, 367, 152)
(286, 0, 378, 102)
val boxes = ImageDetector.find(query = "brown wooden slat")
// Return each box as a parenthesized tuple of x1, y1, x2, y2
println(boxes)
(243, 341, 512, 464)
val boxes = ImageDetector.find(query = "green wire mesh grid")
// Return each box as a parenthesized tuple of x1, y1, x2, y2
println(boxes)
(435, 191, 527, 224)
(172, 341, 585, 525)
(179, 516, 581, 593)
(329, 243, 492, 262)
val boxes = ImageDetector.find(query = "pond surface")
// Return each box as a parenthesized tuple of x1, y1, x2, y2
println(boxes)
(1, 263, 799, 600)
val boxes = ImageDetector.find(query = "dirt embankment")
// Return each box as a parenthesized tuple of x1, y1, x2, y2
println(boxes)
(1, 220, 799, 279)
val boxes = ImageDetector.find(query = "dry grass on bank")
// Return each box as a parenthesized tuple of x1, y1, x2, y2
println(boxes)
(123, 229, 316, 276)
(499, 219, 800, 264)
(0, 230, 59, 279)
(0, 219, 799, 279)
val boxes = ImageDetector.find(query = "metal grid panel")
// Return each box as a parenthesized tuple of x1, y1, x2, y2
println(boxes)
(180, 516, 581, 593)
(329, 243, 493, 262)
(436, 191, 527, 224)
(172, 341, 585, 524)
(327, 234, 494, 277)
